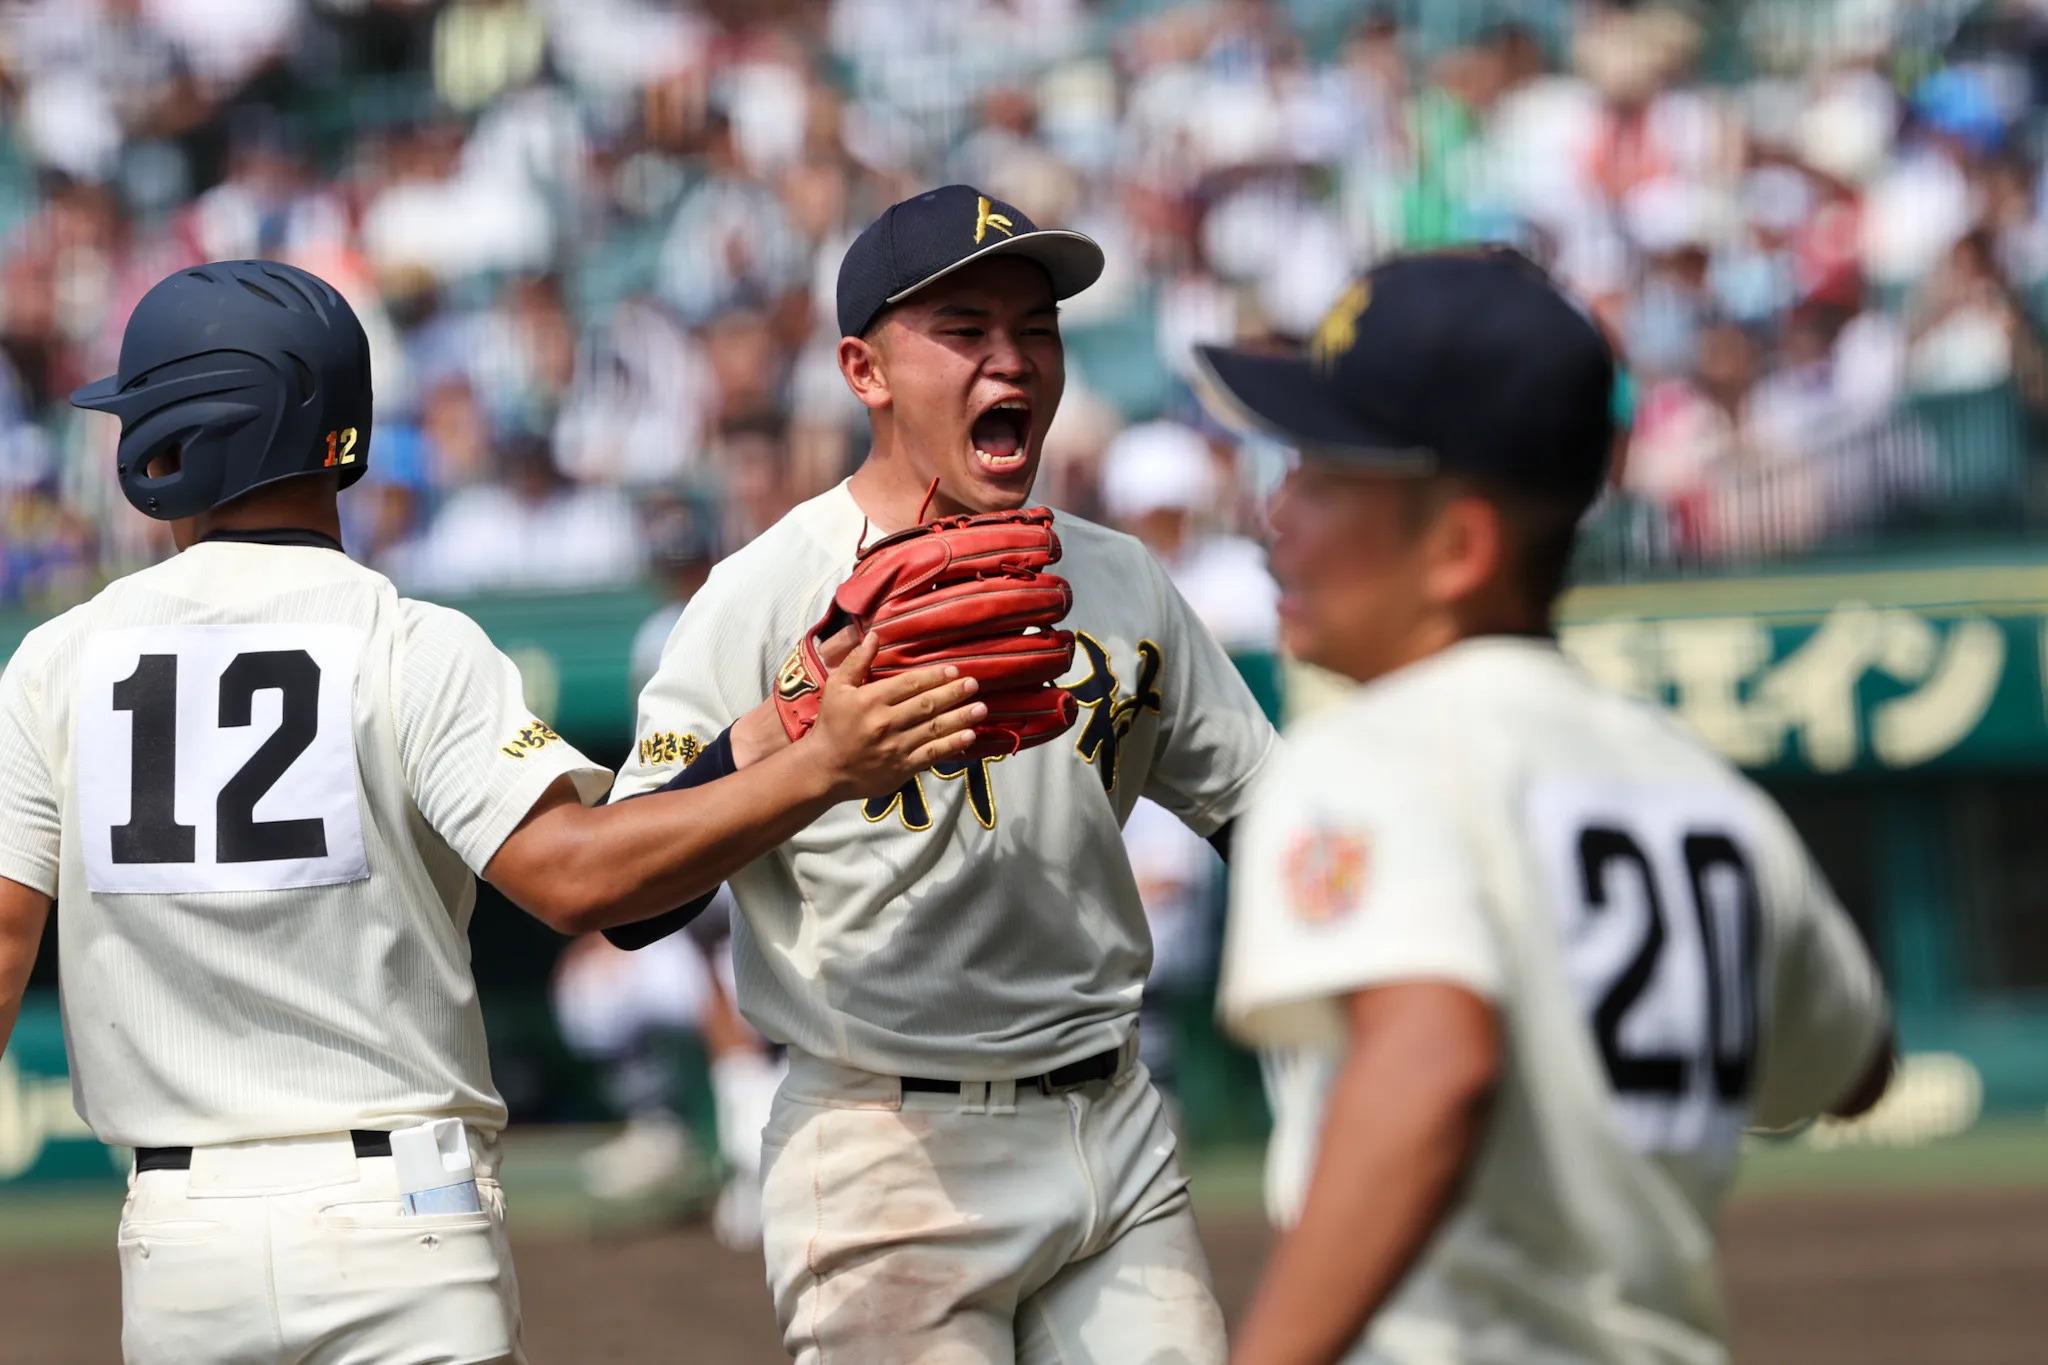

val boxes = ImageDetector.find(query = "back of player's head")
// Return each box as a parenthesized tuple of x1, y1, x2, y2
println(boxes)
(1196, 246, 1616, 615)
(71, 260, 373, 521)
(1196, 246, 1616, 511)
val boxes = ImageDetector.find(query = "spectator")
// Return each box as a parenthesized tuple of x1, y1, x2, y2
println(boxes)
(398, 434, 644, 593)
(7, 0, 2048, 610)
(1907, 228, 2048, 398)
(1101, 419, 1278, 653)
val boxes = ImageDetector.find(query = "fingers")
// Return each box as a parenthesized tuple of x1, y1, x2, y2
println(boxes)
(892, 696, 986, 766)
(831, 631, 881, 687)
(904, 726, 982, 770)
(882, 674, 980, 723)
(817, 622, 863, 671)
(869, 663, 974, 707)
(924, 698, 988, 740)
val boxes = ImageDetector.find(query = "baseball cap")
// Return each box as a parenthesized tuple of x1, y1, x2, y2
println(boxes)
(1195, 247, 1617, 507)
(836, 184, 1104, 339)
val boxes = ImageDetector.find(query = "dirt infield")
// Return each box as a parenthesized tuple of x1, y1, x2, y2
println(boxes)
(8, 1187, 2047, 1362)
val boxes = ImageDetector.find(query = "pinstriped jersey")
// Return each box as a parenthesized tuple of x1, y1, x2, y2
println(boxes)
(614, 480, 1277, 1078)
(1220, 639, 1888, 1365)
(0, 540, 610, 1148)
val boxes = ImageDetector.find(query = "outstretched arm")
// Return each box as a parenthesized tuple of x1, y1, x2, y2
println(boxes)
(488, 635, 983, 935)
(594, 627, 866, 949)
(0, 877, 52, 1057)
(1231, 983, 1500, 1365)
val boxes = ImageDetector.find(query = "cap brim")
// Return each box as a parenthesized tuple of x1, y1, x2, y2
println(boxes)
(1192, 344, 1435, 471)
(886, 229, 1105, 310)
(70, 373, 123, 411)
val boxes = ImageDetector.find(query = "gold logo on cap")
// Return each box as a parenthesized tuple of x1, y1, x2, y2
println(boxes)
(974, 196, 1015, 244)
(1310, 281, 1371, 370)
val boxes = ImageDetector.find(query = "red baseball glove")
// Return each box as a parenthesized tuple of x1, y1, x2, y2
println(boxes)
(775, 506, 1080, 762)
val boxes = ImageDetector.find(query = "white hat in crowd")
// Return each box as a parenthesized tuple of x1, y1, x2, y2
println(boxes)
(1100, 420, 1218, 524)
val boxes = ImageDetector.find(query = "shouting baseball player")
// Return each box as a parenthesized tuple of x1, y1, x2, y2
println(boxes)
(0, 260, 984, 1364)
(612, 185, 1277, 1363)
(1201, 249, 1894, 1365)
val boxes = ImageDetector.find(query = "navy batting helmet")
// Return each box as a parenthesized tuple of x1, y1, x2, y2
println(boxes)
(71, 260, 373, 520)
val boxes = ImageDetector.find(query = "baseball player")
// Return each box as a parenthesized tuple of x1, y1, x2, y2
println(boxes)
(1200, 249, 1895, 1365)
(612, 184, 1278, 1363)
(0, 260, 984, 1364)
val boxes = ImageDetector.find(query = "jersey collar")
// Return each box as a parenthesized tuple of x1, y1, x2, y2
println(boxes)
(196, 528, 345, 553)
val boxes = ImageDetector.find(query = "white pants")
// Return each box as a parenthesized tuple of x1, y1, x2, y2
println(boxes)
(117, 1131, 525, 1365)
(760, 1044, 1227, 1365)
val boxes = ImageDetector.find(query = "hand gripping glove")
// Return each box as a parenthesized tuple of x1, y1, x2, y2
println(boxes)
(774, 505, 1081, 762)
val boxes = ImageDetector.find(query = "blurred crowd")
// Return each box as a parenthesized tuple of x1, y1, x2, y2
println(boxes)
(6, 0, 2048, 609)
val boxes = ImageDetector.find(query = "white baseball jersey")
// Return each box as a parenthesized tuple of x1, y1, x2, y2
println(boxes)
(0, 537, 609, 1149)
(615, 480, 1277, 1079)
(1220, 637, 1887, 1365)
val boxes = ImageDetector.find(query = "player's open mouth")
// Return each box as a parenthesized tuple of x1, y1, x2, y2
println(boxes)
(970, 398, 1032, 474)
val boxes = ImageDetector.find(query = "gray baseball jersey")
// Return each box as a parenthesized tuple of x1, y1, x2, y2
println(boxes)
(0, 539, 609, 1148)
(1220, 637, 1887, 1365)
(614, 480, 1277, 1079)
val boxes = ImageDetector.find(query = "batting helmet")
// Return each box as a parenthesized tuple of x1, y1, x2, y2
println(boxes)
(71, 260, 373, 520)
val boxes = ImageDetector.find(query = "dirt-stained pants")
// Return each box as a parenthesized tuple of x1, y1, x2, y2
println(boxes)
(760, 1042, 1227, 1365)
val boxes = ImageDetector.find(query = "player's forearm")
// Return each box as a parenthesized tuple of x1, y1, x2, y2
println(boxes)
(551, 743, 838, 932)
(0, 989, 20, 1059)
(0, 878, 52, 1057)
(730, 698, 791, 768)
(1232, 1010, 1496, 1364)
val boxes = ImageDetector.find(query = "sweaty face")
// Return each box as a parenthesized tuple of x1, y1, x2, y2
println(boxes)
(870, 257, 1065, 514)
(1266, 463, 1435, 683)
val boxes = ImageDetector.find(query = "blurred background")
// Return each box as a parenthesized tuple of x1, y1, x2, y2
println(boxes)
(3, 0, 2047, 1361)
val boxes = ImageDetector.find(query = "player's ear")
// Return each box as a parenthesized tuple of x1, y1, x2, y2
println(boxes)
(837, 334, 891, 412)
(1422, 491, 1503, 608)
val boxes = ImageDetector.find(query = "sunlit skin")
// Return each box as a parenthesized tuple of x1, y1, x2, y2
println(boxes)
(1264, 461, 1511, 684)
(143, 449, 345, 552)
(841, 255, 1066, 529)
(731, 256, 1065, 764)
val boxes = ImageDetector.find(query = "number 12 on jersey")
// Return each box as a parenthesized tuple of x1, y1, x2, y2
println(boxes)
(1531, 780, 1763, 1155)
(78, 625, 369, 895)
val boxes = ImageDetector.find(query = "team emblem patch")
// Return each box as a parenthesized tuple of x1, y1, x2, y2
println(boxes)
(500, 718, 561, 759)
(1282, 828, 1368, 923)
(638, 730, 701, 768)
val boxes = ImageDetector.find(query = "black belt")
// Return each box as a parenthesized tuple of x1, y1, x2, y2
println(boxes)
(134, 1130, 392, 1173)
(900, 1045, 1123, 1097)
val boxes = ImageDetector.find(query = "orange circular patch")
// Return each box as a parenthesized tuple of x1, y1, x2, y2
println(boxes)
(1282, 829, 1369, 923)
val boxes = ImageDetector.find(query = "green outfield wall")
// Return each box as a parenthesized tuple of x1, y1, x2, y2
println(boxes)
(6, 552, 2046, 1186)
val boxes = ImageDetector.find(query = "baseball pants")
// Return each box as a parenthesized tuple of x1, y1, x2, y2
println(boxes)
(117, 1129, 525, 1365)
(760, 1039, 1228, 1364)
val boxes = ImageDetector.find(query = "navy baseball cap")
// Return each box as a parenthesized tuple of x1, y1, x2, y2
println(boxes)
(836, 184, 1104, 339)
(1196, 248, 1616, 506)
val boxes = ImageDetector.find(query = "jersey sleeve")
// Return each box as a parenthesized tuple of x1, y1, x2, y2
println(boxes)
(1218, 725, 1503, 1049)
(394, 601, 612, 877)
(1139, 554, 1278, 836)
(1750, 839, 1890, 1129)
(0, 632, 61, 896)
(611, 574, 758, 803)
